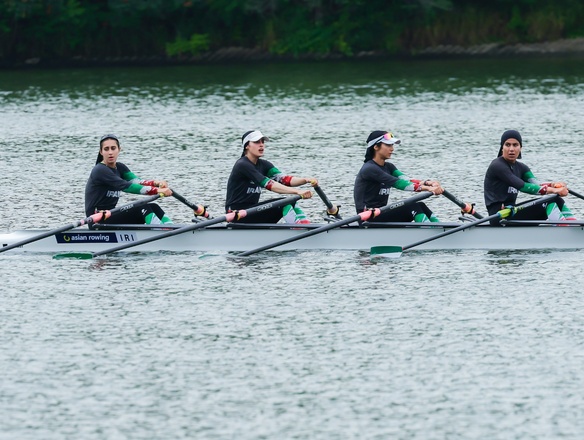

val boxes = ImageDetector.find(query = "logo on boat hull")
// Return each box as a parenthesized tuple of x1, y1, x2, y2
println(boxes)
(55, 232, 138, 244)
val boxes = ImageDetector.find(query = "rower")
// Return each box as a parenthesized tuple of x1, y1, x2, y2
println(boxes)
(484, 129, 575, 226)
(224, 130, 315, 224)
(353, 130, 443, 223)
(85, 134, 173, 226)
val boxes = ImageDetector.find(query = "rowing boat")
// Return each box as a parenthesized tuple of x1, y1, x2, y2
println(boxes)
(2, 220, 584, 253)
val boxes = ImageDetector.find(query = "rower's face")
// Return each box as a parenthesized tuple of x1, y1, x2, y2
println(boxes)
(246, 139, 265, 157)
(376, 142, 394, 160)
(501, 138, 521, 162)
(100, 139, 120, 167)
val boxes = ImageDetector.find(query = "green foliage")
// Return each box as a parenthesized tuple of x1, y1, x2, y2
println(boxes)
(270, 27, 341, 55)
(415, 0, 453, 11)
(166, 33, 210, 56)
(508, 5, 527, 39)
(1, 0, 584, 62)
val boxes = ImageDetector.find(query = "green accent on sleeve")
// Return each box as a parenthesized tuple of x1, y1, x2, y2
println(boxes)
(260, 177, 271, 188)
(393, 179, 413, 191)
(523, 170, 538, 184)
(520, 182, 541, 195)
(122, 171, 139, 181)
(392, 169, 406, 178)
(266, 167, 282, 179)
(124, 183, 144, 194)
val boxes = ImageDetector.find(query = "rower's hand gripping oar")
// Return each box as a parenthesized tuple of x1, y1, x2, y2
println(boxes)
(313, 184, 342, 219)
(237, 191, 433, 257)
(442, 189, 483, 219)
(374, 194, 558, 257)
(53, 195, 303, 259)
(170, 189, 211, 218)
(0, 194, 162, 254)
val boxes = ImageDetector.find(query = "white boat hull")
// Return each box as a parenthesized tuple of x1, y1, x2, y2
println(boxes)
(2, 222, 584, 254)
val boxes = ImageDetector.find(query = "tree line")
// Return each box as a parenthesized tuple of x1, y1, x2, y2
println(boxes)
(1, 0, 583, 65)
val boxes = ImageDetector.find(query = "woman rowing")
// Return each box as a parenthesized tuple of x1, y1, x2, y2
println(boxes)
(353, 130, 443, 222)
(225, 130, 315, 224)
(484, 129, 575, 226)
(84, 134, 173, 225)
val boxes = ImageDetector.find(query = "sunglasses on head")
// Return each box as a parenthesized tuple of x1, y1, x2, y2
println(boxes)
(368, 132, 396, 148)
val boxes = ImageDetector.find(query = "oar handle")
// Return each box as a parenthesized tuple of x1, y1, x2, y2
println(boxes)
(86, 195, 302, 258)
(238, 191, 433, 257)
(314, 185, 342, 219)
(442, 189, 483, 219)
(171, 189, 210, 218)
(0, 194, 161, 254)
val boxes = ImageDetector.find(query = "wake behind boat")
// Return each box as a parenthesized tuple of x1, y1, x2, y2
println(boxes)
(2, 220, 584, 254)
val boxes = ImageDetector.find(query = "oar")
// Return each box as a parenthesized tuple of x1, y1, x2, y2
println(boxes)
(314, 184, 342, 219)
(53, 195, 302, 259)
(237, 191, 433, 257)
(171, 189, 210, 218)
(568, 189, 584, 200)
(0, 195, 161, 254)
(442, 189, 483, 219)
(373, 194, 558, 257)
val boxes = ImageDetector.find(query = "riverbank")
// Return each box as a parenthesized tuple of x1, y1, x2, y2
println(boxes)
(415, 37, 584, 57)
(4, 38, 584, 69)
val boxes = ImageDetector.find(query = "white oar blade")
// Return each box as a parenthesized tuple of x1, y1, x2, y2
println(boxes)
(370, 246, 403, 258)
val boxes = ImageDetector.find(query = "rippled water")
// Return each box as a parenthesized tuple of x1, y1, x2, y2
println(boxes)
(2, 59, 584, 439)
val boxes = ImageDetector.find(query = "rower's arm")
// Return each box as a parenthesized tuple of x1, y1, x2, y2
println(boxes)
(122, 171, 170, 196)
(287, 176, 317, 187)
(264, 179, 312, 197)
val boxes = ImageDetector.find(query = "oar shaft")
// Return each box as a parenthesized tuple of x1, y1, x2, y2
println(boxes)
(442, 189, 483, 219)
(171, 190, 209, 218)
(0, 194, 160, 254)
(88, 195, 302, 257)
(238, 191, 433, 257)
(314, 185, 341, 219)
(91, 216, 223, 257)
(401, 194, 557, 252)
(1, 222, 93, 253)
(107, 194, 161, 219)
(568, 189, 584, 200)
(238, 213, 354, 257)
(402, 214, 497, 251)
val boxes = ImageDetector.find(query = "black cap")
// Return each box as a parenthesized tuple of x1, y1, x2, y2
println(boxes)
(498, 129, 522, 159)
(96, 134, 120, 165)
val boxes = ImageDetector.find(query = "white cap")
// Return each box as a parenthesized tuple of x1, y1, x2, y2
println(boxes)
(242, 130, 269, 147)
(366, 131, 401, 148)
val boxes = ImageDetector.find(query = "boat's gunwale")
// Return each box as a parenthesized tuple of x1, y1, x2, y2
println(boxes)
(7, 218, 584, 236)
(89, 220, 466, 232)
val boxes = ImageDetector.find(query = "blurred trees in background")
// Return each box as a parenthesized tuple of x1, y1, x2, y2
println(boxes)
(1, 0, 583, 63)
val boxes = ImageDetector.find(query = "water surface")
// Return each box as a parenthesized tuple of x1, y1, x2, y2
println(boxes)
(1, 58, 584, 439)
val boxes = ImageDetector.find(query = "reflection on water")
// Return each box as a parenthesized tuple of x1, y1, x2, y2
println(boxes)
(485, 248, 576, 267)
(2, 58, 584, 439)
